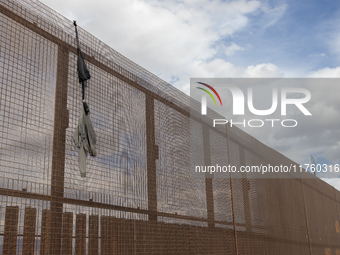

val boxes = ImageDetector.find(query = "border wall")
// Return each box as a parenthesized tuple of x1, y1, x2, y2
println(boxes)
(0, 0, 339, 254)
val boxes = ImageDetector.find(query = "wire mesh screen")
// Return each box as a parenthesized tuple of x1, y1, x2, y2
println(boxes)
(1, 0, 340, 254)
(154, 99, 207, 221)
(65, 53, 148, 209)
(0, 10, 57, 196)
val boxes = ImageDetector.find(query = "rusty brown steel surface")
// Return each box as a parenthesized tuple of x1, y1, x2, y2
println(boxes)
(51, 42, 69, 255)
(146, 94, 157, 222)
(3, 206, 19, 255)
(100, 216, 109, 255)
(203, 125, 215, 229)
(61, 212, 73, 255)
(41, 210, 52, 255)
(23, 207, 36, 255)
(1, 0, 340, 254)
(88, 215, 99, 255)
(301, 176, 313, 255)
(226, 125, 239, 255)
(75, 213, 86, 255)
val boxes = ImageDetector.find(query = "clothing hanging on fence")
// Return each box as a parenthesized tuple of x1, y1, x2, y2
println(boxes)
(73, 103, 97, 177)
(73, 21, 97, 177)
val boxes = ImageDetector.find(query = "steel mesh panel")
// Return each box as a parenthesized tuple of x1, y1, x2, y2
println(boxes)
(334, 189, 340, 231)
(0, 0, 190, 112)
(154, 99, 207, 220)
(64, 53, 148, 210)
(249, 178, 311, 255)
(0, 11, 57, 195)
(303, 178, 340, 254)
(226, 125, 312, 255)
(0, 196, 50, 254)
(209, 129, 234, 224)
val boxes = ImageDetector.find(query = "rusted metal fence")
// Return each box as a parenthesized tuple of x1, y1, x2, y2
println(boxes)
(0, 0, 340, 254)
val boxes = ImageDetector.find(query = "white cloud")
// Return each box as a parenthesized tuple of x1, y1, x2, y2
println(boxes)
(308, 66, 340, 77)
(224, 42, 244, 56)
(309, 53, 327, 57)
(260, 4, 287, 29)
(244, 63, 283, 77)
(37, 0, 283, 94)
(173, 60, 283, 94)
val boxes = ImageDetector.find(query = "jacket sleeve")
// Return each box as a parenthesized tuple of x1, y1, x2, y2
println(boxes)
(85, 114, 97, 157)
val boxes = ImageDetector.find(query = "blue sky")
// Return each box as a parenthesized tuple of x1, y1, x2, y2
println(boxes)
(37, 0, 340, 81)
(252, 1, 338, 71)
(37, 0, 340, 188)
(215, 0, 340, 75)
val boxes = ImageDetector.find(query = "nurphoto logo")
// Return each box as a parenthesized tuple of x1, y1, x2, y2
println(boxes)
(195, 81, 312, 128)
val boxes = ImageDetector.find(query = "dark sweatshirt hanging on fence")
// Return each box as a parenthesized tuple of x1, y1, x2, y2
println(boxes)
(72, 21, 97, 177)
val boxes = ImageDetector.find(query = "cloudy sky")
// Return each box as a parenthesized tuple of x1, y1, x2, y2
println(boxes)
(37, 0, 340, 188)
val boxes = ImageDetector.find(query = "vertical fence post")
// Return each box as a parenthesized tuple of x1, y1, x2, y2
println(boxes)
(62, 212, 73, 255)
(145, 94, 158, 222)
(226, 125, 239, 255)
(101, 216, 109, 255)
(41, 210, 52, 255)
(301, 177, 313, 255)
(101, 216, 117, 255)
(202, 125, 215, 229)
(23, 207, 37, 255)
(89, 215, 99, 255)
(3, 206, 19, 255)
(51, 44, 69, 255)
(239, 147, 252, 232)
(75, 214, 86, 255)
(110, 216, 118, 254)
